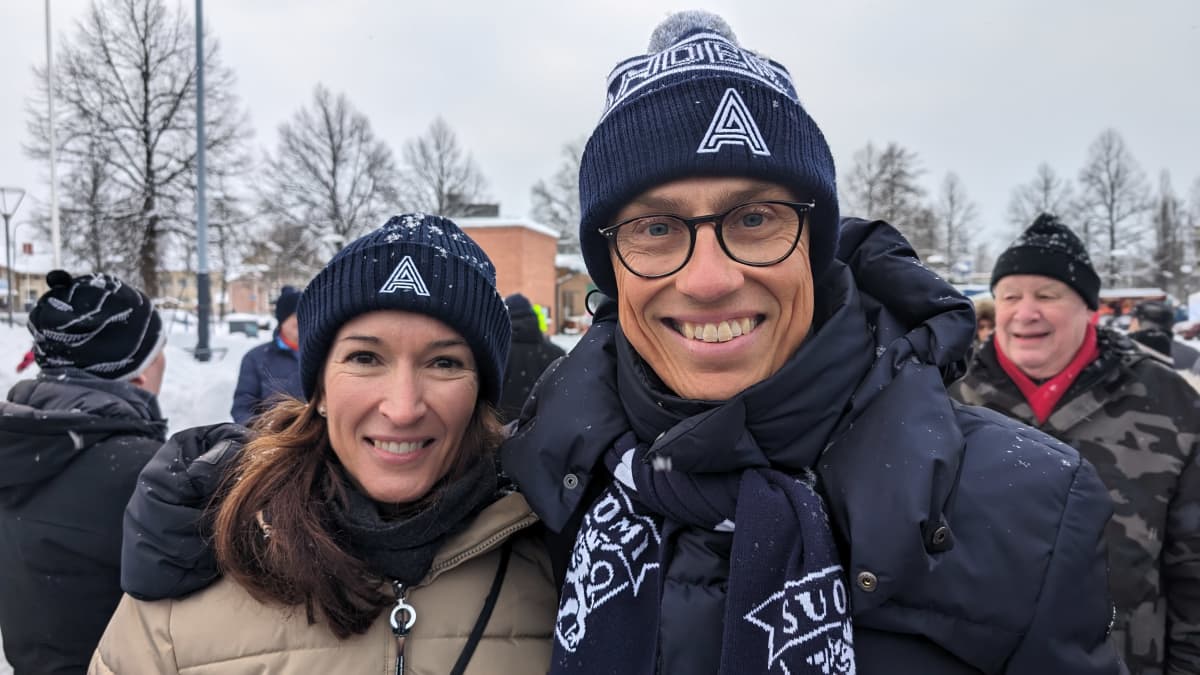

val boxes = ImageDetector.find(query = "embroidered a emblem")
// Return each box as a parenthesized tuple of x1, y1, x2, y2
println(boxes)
(378, 255, 430, 296)
(697, 88, 771, 157)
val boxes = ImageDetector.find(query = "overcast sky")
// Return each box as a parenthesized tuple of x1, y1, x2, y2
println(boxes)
(1, 1, 1197, 253)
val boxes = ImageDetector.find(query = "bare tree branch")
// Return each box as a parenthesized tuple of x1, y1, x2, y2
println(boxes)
(530, 137, 585, 254)
(399, 117, 489, 216)
(23, 0, 250, 297)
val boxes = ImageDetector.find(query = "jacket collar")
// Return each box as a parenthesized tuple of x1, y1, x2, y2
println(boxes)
(423, 492, 539, 585)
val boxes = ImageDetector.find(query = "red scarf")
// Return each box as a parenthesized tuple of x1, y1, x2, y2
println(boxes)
(994, 323, 1100, 425)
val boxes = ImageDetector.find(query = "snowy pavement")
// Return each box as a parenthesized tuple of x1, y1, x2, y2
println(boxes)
(0, 313, 580, 671)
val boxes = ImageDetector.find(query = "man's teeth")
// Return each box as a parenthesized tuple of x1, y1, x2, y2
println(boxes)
(678, 317, 757, 343)
(373, 440, 422, 455)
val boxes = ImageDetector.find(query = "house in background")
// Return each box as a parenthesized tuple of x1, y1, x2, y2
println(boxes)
(556, 253, 593, 334)
(458, 216, 562, 334)
(0, 238, 54, 312)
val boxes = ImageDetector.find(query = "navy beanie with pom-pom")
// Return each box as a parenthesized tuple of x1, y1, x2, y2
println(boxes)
(297, 214, 511, 404)
(577, 10, 840, 297)
(991, 213, 1101, 310)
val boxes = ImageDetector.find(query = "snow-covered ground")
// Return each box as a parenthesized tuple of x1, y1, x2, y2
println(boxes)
(0, 312, 580, 672)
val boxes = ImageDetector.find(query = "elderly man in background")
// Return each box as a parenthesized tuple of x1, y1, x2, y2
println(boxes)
(952, 213, 1200, 675)
(0, 270, 168, 674)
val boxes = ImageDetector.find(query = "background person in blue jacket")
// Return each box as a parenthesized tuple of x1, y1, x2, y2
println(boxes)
(500, 10, 1126, 674)
(231, 285, 304, 424)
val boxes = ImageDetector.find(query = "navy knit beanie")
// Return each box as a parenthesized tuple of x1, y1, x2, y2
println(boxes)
(297, 214, 511, 404)
(991, 213, 1101, 310)
(274, 285, 301, 323)
(28, 270, 165, 380)
(578, 10, 839, 298)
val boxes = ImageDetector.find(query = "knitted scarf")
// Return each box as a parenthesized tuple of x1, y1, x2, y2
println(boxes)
(551, 293, 872, 675)
(328, 457, 498, 585)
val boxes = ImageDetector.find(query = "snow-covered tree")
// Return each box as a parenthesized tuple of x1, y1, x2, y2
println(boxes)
(1006, 163, 1076, 238)
(530, 137, 584, 254)
(25, 0, 250, 297)
(1077, 129, 1151, 285)
(399, 117, 489, 217)
(259, 84, 401, 271)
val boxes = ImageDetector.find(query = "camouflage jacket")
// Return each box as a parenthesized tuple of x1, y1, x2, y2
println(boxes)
(951, 329, 1200, 675)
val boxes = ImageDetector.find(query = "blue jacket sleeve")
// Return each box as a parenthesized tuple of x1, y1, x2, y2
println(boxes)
(230, 348, 262, 425)
(1005, 457, 1128, 674)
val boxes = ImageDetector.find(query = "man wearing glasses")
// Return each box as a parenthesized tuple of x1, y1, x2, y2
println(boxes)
(503, 10, 1126, 674)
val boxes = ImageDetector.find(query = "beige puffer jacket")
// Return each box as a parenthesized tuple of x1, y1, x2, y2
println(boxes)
(89, 492, 556, 674)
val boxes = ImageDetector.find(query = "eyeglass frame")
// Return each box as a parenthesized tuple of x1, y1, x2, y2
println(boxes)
(598, 200, 816, 279)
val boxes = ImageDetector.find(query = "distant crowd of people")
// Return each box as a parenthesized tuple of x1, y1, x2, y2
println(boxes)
(2, 10, 1197, 675)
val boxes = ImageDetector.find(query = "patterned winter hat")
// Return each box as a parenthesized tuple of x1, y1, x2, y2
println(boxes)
(991, 213, 1101, 310)
(297, 214, 511, 404)
(27, 270, 165, 380)
(577, 10, 839, 297)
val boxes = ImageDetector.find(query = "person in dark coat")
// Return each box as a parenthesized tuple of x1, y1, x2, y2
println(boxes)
(499, 11, 1124, 674)
(499, 293, 566, 423)
(230, 285, 303, 424)
(951, 216, 1200, 674)
(0, 270, 168, 675)
(1127, 299, 1200, 370)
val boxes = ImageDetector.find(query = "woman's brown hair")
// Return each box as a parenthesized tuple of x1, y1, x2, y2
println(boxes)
(211, 389, 505, 638)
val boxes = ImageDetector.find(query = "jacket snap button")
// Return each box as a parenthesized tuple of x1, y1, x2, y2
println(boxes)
(563, 473, 579, 490)
(931, 526, 949, 545)
(856, 571, 878, 592)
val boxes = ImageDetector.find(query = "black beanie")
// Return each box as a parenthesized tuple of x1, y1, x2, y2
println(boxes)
(274, 285, 301, 323)
(577, 10, 839, 298)
(991, 214, 1101, 310)
(28, 270, 165, 380)
(504, 293, 534, 319)
(297, 214, 511, 404)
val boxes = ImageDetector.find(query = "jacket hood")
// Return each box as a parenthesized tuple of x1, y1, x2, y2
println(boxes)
(508, 306, 543, 344)
(834, 217, 976, 385)
(0, 371, 166, 504)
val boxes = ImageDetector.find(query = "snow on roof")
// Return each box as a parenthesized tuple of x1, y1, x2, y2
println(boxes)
(454, 216, 560, 240)
(1100, 287, 1168, 299)
(556, 253, 588, 273)
(10, 237, 56, 275)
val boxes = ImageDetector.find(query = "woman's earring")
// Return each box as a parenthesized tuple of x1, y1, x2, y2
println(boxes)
(317, 405, 327, 417)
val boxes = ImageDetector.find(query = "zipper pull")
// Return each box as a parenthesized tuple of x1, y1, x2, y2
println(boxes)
(390, 580, 416, 675)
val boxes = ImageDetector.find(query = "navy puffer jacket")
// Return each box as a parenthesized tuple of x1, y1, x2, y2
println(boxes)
(230, 335, 302, 424)
(501, 218, 1124, 674)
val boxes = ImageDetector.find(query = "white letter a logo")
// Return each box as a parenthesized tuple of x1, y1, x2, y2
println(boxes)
(379, 255, 430, 296)
(697, 88, 771, 157)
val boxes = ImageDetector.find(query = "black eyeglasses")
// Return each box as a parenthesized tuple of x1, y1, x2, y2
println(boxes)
(599, 200, 815, 279)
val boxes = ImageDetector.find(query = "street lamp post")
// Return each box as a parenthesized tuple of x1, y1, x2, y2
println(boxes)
(0, 187, 27, 326)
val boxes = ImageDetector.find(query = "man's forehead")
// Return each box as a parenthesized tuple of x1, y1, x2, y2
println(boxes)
(995, 275, 1072, 293)
(624, 178, 794, 212)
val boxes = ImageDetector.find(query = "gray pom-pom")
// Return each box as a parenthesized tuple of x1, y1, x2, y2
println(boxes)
(647, 10, 738, 52)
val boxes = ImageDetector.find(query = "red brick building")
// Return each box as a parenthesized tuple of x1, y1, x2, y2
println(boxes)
(458, 217, 561, 334)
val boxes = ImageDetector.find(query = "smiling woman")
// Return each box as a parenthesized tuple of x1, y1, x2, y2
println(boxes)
(89, 215, 557, 675)
(322, 311, 482, 506)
